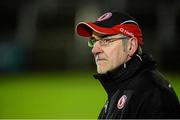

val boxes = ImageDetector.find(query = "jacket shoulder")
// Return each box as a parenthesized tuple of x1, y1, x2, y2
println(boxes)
(128, 69, 172, 92)
(125, 70, 180, 118)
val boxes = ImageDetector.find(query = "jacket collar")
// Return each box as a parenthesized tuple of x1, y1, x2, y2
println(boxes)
(93, 53, 156, 98)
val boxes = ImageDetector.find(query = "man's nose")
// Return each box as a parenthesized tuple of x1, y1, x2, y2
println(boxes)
(92, 41, 103, 55)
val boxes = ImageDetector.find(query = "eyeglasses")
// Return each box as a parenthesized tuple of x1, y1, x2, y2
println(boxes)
(88, 35, 129, 48)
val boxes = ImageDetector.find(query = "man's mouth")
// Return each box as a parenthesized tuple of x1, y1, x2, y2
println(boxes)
(95, 56, 106, 62)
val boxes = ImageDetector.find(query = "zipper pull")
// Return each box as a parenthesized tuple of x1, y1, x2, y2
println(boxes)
(104, 100, 109, 113)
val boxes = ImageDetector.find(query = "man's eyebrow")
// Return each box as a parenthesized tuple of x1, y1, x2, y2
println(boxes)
(90, 36, 102, 40)
(101, 35, 110, 38)
(90, 36, 95, 39)
(91, 35, 111, 40)
(101, 34, 120, 38)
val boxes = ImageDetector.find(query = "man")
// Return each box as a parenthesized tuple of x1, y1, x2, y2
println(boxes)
(76, 11, 180, 119)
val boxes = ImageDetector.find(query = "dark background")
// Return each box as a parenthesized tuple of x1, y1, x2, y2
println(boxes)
(0, 0, 179, 73)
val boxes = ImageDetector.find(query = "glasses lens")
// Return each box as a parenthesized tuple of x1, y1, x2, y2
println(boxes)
(88, 39, 94, 48)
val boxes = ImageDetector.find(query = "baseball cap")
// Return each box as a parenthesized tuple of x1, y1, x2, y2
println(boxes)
(76, 11, 143, 46)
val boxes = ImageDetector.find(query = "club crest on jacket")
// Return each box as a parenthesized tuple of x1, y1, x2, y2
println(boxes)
(117, 95, 127, 109)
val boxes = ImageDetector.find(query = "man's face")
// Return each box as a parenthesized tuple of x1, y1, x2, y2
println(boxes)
(91, 32, 130, 74)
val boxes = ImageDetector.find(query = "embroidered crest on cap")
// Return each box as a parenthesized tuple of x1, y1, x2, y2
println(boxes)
(117, 95, 127, 109)
(97, 12, 112, 22)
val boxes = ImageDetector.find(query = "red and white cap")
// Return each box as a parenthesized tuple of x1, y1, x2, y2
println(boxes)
(76, 12, 143, 46)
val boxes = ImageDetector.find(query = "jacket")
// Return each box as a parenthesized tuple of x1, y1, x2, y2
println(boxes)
(94, 53, 180, 119)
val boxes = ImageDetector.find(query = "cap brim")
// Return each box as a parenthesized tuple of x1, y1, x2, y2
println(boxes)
(76, 22, 119, 37)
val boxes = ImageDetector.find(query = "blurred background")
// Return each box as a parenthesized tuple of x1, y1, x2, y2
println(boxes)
(0, 0, 180, 119)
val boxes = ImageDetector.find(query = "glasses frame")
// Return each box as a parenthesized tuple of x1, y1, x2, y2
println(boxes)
(88, 34, 130, 48)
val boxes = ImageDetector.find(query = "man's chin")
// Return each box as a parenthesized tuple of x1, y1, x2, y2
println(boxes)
(97, 66, 109, 74)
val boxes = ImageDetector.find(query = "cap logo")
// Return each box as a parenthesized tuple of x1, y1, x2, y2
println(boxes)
(117, 95, 127, 109)
(97, 12, 112, 22)
(120, 28, 134, 37)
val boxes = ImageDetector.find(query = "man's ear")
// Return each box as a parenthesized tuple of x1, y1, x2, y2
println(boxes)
(128, 37, 138, 56)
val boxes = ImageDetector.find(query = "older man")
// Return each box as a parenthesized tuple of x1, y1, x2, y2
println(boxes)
(76, 11, 180, 119)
